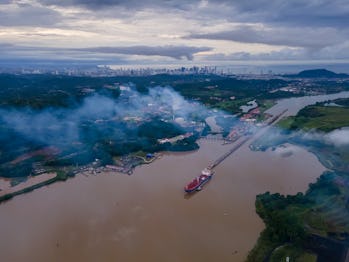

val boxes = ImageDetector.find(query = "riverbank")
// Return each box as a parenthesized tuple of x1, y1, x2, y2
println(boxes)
(2, 91, 349, 205)
(248, 97, 349, 261)
(1, 92, 348, 261)
(0, 171, 71, 202)
(0, 173, 56, 197)
(0, 136, 326, 262)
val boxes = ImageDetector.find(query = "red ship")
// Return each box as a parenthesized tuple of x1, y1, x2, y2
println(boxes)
(184, 168, 214, 193)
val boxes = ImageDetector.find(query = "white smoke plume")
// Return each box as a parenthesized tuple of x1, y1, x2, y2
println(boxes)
(324, 128, 349, 147)
(0, 86, 230, 148)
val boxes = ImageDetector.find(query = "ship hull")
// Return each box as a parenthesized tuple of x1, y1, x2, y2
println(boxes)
(184, 173, 213, 193)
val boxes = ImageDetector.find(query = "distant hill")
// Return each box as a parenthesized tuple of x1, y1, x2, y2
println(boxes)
(286, 69, 349, 78)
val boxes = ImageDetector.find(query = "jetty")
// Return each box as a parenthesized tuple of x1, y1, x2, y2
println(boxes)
(208, 136, 251, 169)
(184, 108, 290, 194)
(207, 109, 288, 170)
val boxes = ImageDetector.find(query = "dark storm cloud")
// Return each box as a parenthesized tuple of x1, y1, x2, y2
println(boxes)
(39, 0, 195, 10)
(201, 49, 307, 61)
(0, 43, 211, 61)
(187, 26, 346, 49)
(200, 44, 349, 61)
(2, 0, 347, 30)
(0, 3, 61, 26)
(1, 0, 348, 63)
(3, 0, 348, 35)
(228, 0, 349, 28)
(72, 45, 212, 60)
(0, 43, 13, 48)
(38, 0, 349, 28)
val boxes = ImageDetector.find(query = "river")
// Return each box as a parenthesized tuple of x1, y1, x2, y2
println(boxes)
(267, 91, 349, 116)
(1, 92, 349, 262)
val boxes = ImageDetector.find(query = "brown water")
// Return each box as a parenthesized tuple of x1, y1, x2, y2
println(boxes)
(0, 140, 326, 262)
(2, 92, 345, 262)
(0, 172, 56, 197)
(267, 91, 349, 117)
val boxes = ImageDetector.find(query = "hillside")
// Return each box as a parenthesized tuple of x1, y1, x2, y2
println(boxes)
(286, 69, 349, 78)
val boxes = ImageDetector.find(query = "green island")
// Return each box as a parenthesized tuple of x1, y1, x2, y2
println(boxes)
(248, 98, 349, 261)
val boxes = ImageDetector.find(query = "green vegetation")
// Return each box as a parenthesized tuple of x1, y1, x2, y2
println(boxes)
(289, 69, 349, 79)
(0, 73, 300, 182)
(248, 171, 349, 261)
(172, 77, 302, 114)
(277, 116, 297, 130)
(278, 99, 349, 132)
(251, 98, 349, 261)
(269, 245, 317, 262)
(248, 192, 309, 261)
(258, 99, 276, 113)
(1, 73, 348, 205)
(0, 170, 72, 203)
(336, 98, 349, 107)
(0, 74, 121, 109)
(138, 120, 183, 139)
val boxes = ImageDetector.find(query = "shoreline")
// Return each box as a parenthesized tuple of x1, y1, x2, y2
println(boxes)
(0, 135, 327, 261)
(0, 172, 56, 197)
(2, 91, 349, 204)
(0, 92, 345, 261)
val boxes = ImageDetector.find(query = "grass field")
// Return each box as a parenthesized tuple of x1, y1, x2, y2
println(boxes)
(278, 105, 349, 132)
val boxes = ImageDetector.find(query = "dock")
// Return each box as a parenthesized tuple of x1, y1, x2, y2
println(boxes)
(207, 108, 288, 170)
(185, 109, 288, 194)
(208, 136, 251, 169)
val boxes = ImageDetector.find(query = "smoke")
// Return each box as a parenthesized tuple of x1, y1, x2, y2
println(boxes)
(0, 95, 114, 147)
(324, 128, 349, 147)
(252, 123, 349, 160)
(297, 128, 349, 148)
(0, 86, 222, 150)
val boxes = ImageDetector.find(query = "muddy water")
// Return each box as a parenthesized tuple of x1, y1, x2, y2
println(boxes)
(1, 92, 345, 262)
(0, 173, 56, 197)
(267, 91, 349, 116)
(0, 139, 326, 262)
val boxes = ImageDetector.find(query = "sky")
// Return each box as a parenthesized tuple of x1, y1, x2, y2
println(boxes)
(1, 0, 349, 67)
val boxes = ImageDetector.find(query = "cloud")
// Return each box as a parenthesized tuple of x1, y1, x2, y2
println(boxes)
(37, 0, 349, 28)
(0, 43, 211, 61)
(0, 3, 61, 27)
(72, 45, 211, 60)
(0, 43, 13, 48)
(187, 25, 346, 49)
(39, 0, 196, 10)
(199, 43, 349, 62)
(221, 0, 349, 28)
(199, 48, 320, 62)
(1, 0, 348, 65)
(316, 41, 349, 60)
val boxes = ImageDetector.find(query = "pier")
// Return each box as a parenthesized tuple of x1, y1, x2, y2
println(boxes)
(207, 109, 288, 170)
(184, 109, 289, 194)
(200, 136, 226, 142)
(208, 136, 251, 169)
